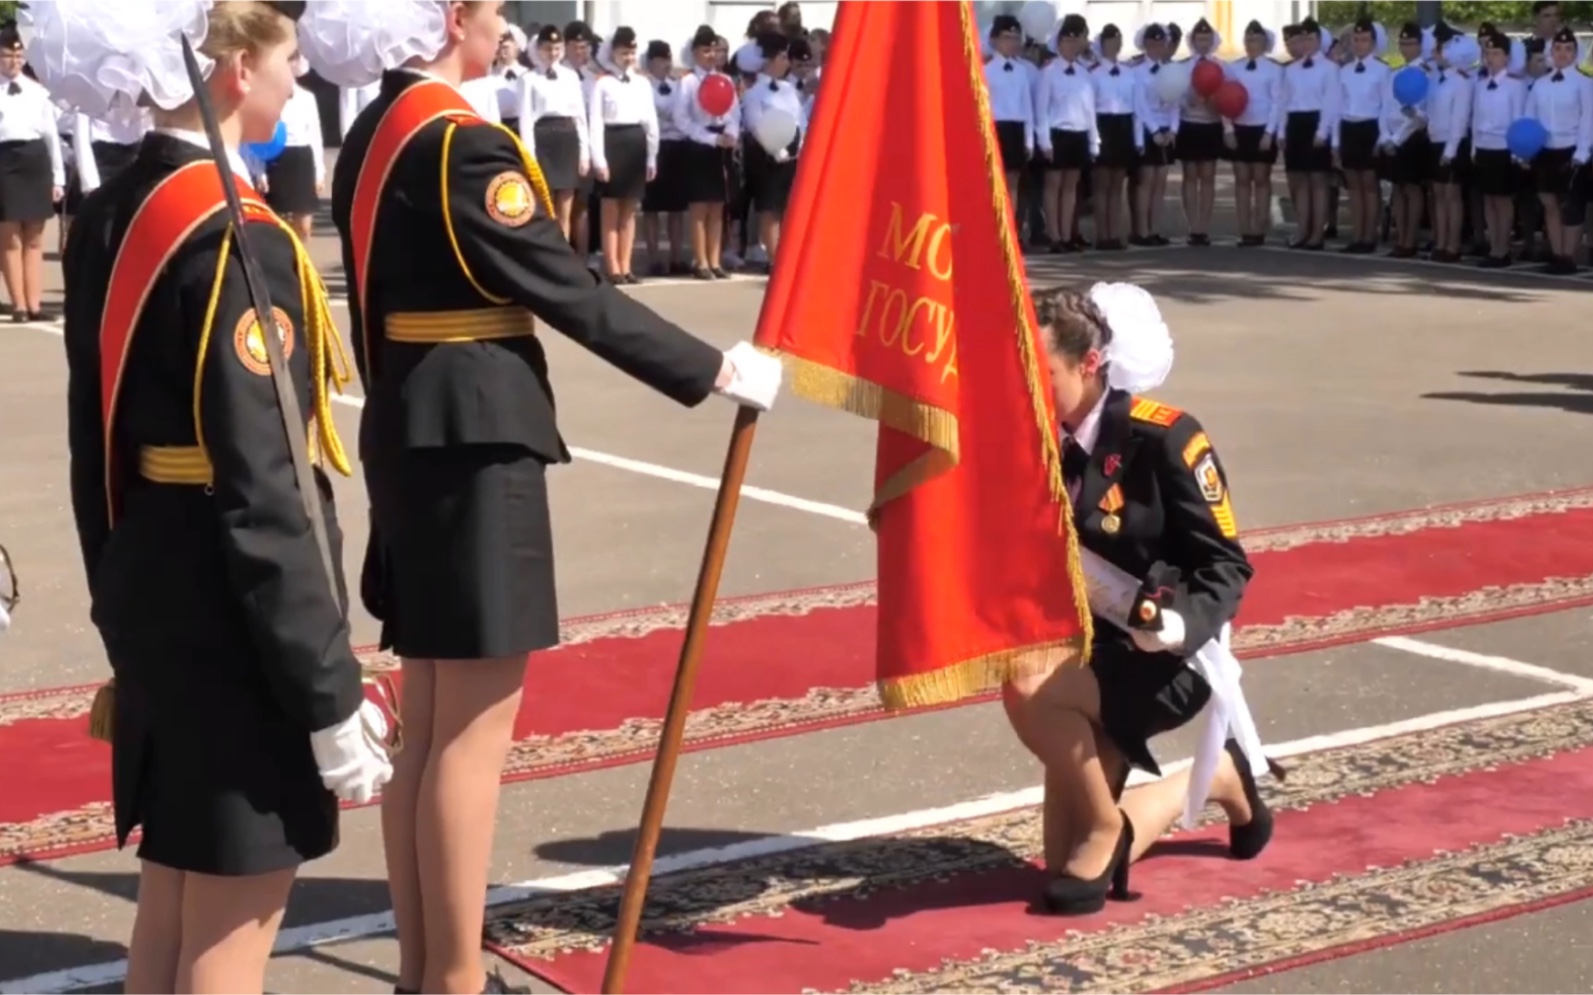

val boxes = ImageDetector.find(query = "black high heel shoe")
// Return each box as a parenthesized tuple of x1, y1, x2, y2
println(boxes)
(1042, 812, 1135, 915)
(1225, 738, 1286, 861)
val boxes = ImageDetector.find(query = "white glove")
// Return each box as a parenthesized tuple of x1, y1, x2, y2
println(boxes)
(310, 700, 394, 804)
(0, 599, 9, 635)
(715, 341, 783, 412)
(774, 148, 792, 164)
(1130, 609, 1187, 655)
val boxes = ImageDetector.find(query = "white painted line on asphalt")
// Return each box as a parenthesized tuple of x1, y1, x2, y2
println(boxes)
(4, 685, 1583, 995)
(1374, 635, 1593, 694)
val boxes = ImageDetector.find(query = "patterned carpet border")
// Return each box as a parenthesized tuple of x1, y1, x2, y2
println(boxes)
(484, 698, 1593, 963)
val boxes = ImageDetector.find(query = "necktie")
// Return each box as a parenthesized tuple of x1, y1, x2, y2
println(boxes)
(1065, 65, 1075, 75)
(1003, 61, 1014, 72)
(1246, 59, 1257, 70)
(1355, 61, 1366, 73)
(545, 68, 556, 81)
(618, 74, 630, 84)
(769, 79, 780, 90)
(506, 69, 518, 81)
(1439, 71, 1447, 83)
(1110, 66, 1120, 76)
(660, 82, 672, 95)
(1488, 79, 1498, 90)
(1151, 63, 1161, 74)
(5, 82, 18, 96)
(1554, 71, 1565, 82)
(1063, 437, 1089, 486)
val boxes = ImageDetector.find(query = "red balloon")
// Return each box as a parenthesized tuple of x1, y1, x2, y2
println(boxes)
(1192, 59, 1226, 97)
(1211, 79, 1249, 119)
(698, 73, 735, 117)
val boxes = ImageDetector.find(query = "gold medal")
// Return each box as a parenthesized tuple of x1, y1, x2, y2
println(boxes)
(1101, 513, 1121, 535)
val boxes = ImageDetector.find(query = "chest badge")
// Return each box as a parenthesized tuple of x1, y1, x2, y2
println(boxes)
(1099, 483, 1125, 535)
(1103, 453, 1121, 476)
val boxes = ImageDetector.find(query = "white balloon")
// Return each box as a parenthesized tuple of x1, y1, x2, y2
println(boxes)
(1152, 60, 1191, 103)
(1017, 0, 1057, 42)
(754, 109, 799, 156)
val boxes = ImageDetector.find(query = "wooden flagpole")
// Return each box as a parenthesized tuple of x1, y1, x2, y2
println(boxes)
(600, 405, 762, 994)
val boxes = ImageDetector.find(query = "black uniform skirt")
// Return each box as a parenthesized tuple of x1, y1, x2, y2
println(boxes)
(1229, 123, 1278, 164)
(1175, 120, 1224, 162)
(379, 444, 559, 661)
(1140, 127, 1176, 167)
(533, 116, 583, 192)
(1429, 136, 1470, 184)
(1282, 111, 1331, 173)
(744, 135, 800, 213)
(1532, 145, 1576, 195)
(264, 145, 319, 216)
(597, 123, 648, 201)
(0, 138, 55, 222)
(1389, 131, 1432, 185)
(1090, 634, 1212, 775)
(1338, 118, 1381, 171)
(995, 119, 1028, 173)
(683, 135, 732, 204)
(1095, 113, 1137, 169)
(1472, 147, 1517, 197)
(644, 138, 689, 212)
(1047, 128, 1091, 170)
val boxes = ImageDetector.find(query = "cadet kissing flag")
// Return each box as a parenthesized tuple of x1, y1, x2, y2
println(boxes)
(752, 0, 1092, 709)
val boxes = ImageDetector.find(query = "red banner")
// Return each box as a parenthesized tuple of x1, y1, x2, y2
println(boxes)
(753, 0, 1092, 710)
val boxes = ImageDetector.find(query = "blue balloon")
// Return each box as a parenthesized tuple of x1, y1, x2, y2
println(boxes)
(245, 120, 288, 162)
(1506, 117, 1549, 159)
(1392, 66, 1429, 107)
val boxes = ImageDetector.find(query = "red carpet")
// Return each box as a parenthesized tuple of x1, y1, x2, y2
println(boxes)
(5, 487, 1593, 865)
(485, 700, 1593, 994)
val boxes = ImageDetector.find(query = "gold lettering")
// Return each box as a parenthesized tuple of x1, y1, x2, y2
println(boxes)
(940, 343, 959, 384)
(877, 290, 908, 348)
(899, 297, 935, 357)
(877, 202, 954, 281)
(926, 304, 954, 365)
(856, 279, 889, 338)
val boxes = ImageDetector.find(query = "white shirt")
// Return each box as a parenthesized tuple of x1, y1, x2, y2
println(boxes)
(0, 75, 64, 186)
(460, 76, 503, 123)
(72, 110, 151, 192)
(1526, 65, 1593, 159)
(519, 64, 591, 170)
(1037, 58, 1098, 153)
(153, 126, 252, 184)
(650, 74, 685, 141)
(1134, 60, 1180, 134)
(1425, 66, 1473, 159)
(1471, 69, 1526, 151)
(280, 84, 326, 186)
(1280, 55, 1342, 142)
(1091, 59, 1138, 120)
(339, 81, 379, 139)
(589, 71, 659, 172)
(1338, 56, 1391, 128)
(673, 67, 741, 146)
(985, 55, 1035, 149)
(1379, 70, 1427, 148)
(742, 72, 807, 160)
(492, 64, 524, 120)
(1226, 56, 1284, 132)
(1063, 390, 1110, 503)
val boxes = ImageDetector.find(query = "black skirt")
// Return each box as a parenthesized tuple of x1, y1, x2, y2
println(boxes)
(377, 445, 559, 661)
(644, 138, 689, 213)
(1532, 145, 1576, 195)
(745, 134, 800, 213)
(1047, 128, 1091, 170)
(1283, 111, 1331, 172)
(682, 136, 732, 204)
(596, 123, 648, 201)
(1140, 127, 1176, 167)
(1338, 118, 1381, 171)
(0, 138, 54, 222)
(995, 119, 1028, 173)
(1095, 113, 1137, 169)
(1389, 131, 1431, 185)
(1472, 147, 1518, 198)
(1429, 136, 1470, 184)
(1090, 634, 1212, 776)
(1175, 120, 1224, 162)
(533, 116, 582, 192)
(264, 145, 319, 216)
(1229, 123, 1278, 164)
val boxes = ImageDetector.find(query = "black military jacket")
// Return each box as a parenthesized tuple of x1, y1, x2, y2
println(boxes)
(1070, 389, 1253, 654)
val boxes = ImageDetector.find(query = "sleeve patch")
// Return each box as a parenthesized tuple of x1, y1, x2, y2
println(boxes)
(1129, 397, 1184, 427)
(233, 307, 295, 377)
(1210, 495, 1239, 538)
(485, 170, 536, 228)
(1181, 430, 1211, 468)
(1194, 450, 1226, 503)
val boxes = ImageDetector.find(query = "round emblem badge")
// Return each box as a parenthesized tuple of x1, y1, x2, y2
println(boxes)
(232, 306, 295, 377)
(485, 171, 535, 228)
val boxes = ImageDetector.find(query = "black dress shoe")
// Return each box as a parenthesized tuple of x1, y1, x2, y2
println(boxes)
(482, 968, 531, 994)
(1225, 739, 1284, 860)
(710, 266, 730, 279)
(693, 266, 715, 280)
(1042, 812, 1135, 915)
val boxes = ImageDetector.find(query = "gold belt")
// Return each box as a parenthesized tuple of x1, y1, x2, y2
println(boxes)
(138, 425, 323, 486)
(385, 308, 537, 344)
